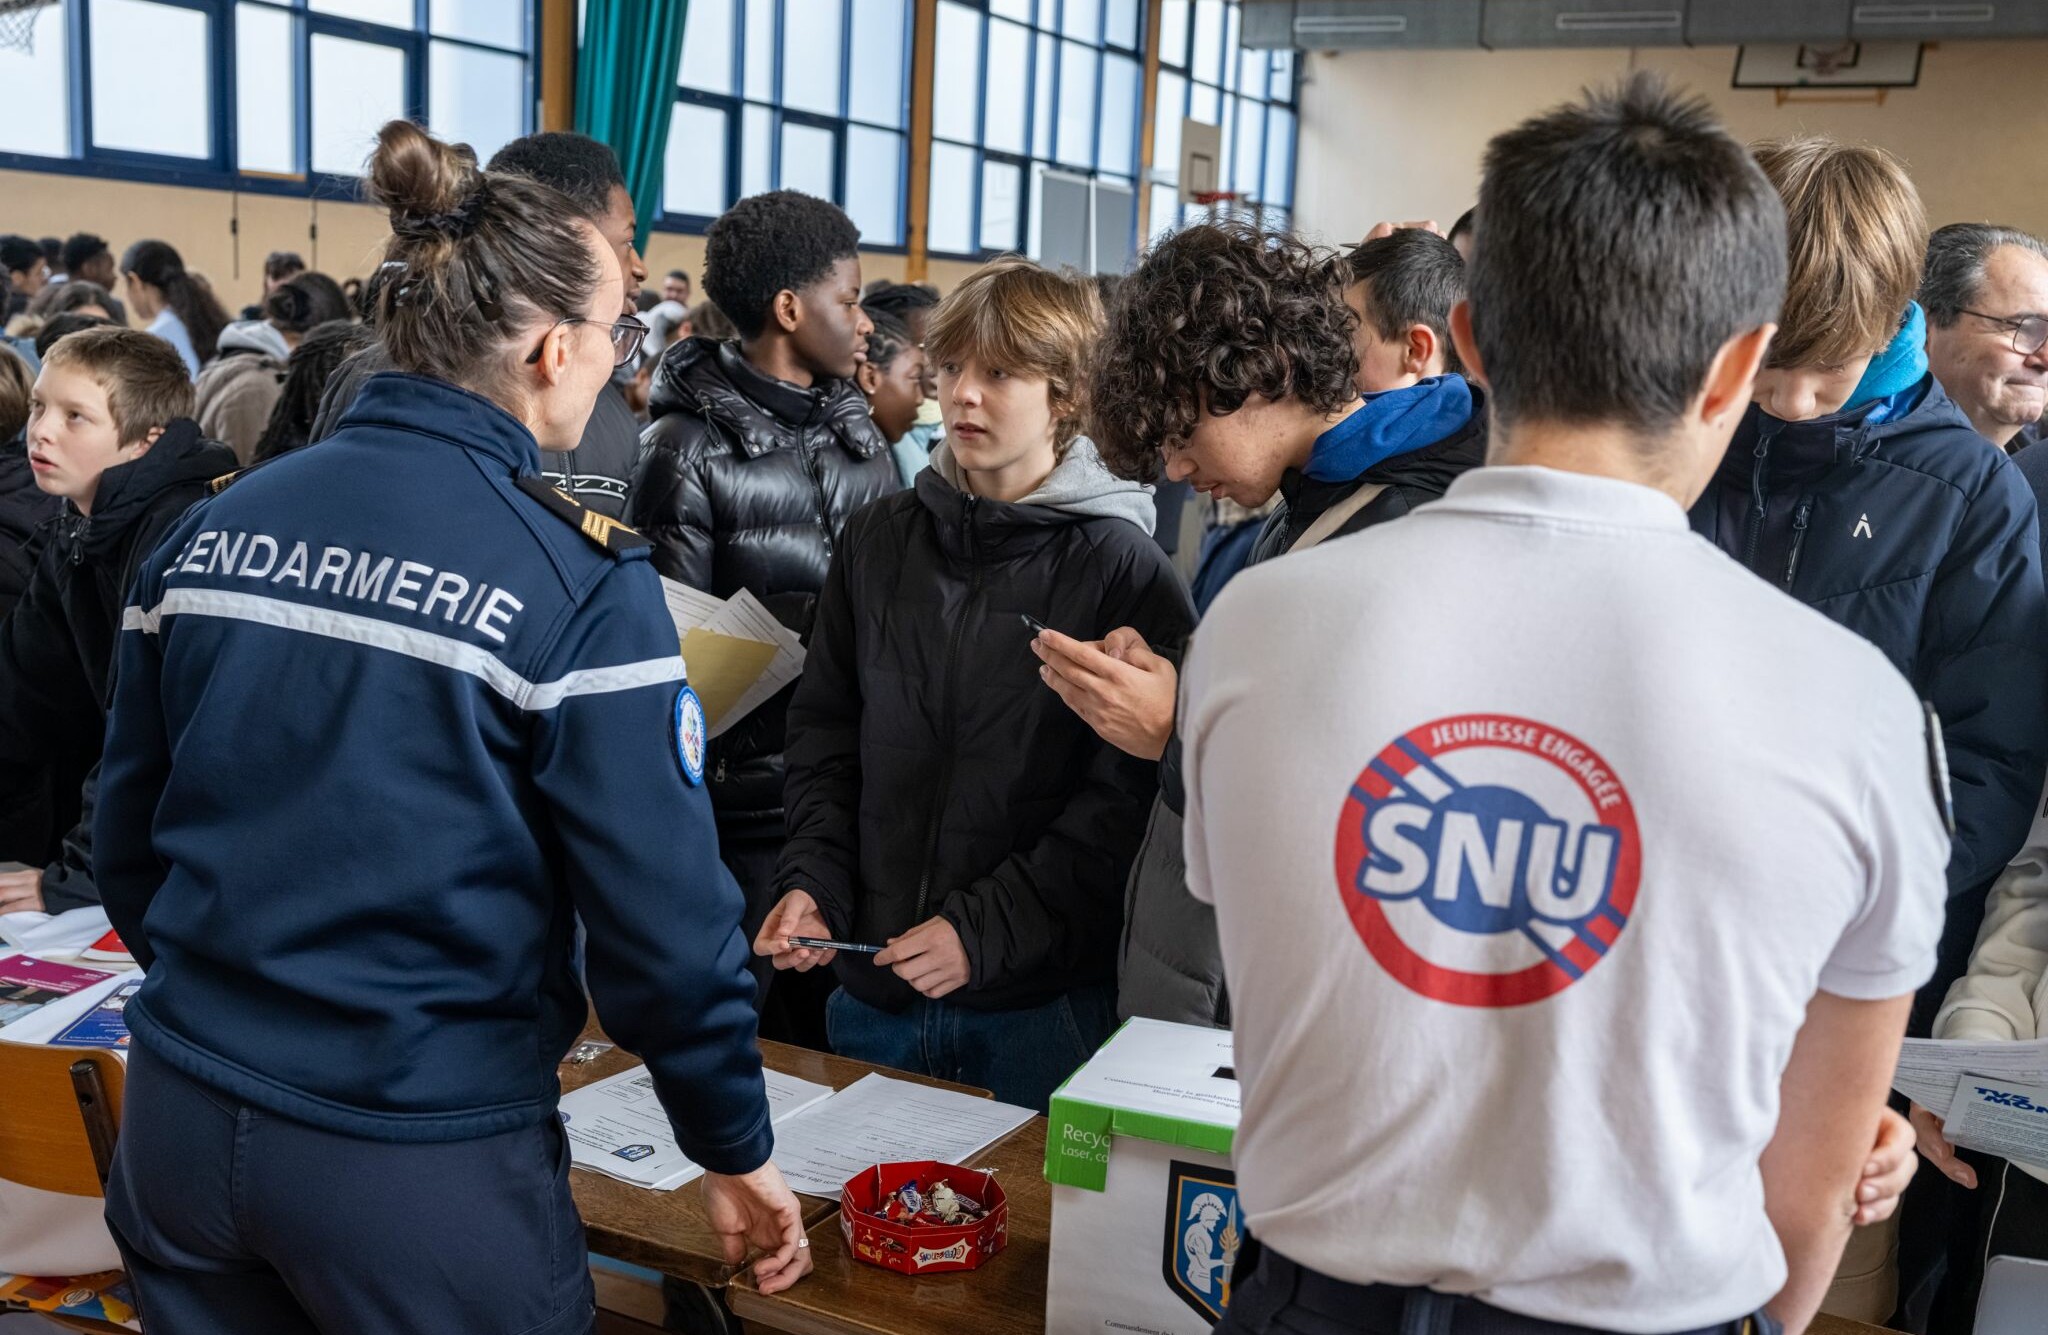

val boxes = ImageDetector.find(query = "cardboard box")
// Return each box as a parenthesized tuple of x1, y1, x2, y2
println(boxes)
(1045, 1019, 1242, 1335)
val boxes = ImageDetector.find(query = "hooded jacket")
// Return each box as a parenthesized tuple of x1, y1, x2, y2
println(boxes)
(0, 435, 59, 622)
(630, 337, 901, 830)
(778, 440, 1195, 1012)
(1690, 376, 2048, 1028)
(195, 321, 289, 464)
(1121, 384, 1490, 1028)
(0, 420, 235, 904)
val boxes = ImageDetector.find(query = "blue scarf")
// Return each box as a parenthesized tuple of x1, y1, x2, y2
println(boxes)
(1303, 375, 1474, 484)
(1846, 302, 1929, 413)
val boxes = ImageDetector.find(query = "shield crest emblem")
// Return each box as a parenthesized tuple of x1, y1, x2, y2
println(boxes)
(1162, 1161, 1241, 1322)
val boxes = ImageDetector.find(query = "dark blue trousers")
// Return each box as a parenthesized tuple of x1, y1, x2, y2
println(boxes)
(104, 1041, 595, 1335)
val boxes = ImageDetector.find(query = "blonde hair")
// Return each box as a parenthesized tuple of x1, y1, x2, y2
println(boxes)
(1752, 136, 1926, 369)
(41, 325, 195, 443)
(926, 257, 1101, 452)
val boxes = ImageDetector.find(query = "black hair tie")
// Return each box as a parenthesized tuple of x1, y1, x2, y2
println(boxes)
(396, 179, 494, 241)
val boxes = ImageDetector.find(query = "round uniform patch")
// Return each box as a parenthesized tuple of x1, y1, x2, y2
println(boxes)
(1332, 714, 1641, 1008)
(673, 685, 707, 787)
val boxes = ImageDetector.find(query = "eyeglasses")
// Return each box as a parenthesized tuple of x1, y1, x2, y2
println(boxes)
(525, 313, 649, 368)
(1960, 309, 2048, 358)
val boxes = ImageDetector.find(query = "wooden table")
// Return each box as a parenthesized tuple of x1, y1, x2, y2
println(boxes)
(727, 1115, 1049, 1335)
(561, 1033, 987, 1288)
(1809, 1317, 1899, 1335)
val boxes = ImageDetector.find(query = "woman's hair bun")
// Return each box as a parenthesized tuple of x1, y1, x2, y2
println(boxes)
(366, 119, 482, 227)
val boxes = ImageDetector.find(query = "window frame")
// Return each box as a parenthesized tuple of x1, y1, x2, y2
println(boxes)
(924, 0, 1143, 265)
(655, 0, 912, 252)
(1149, 0, 1297, 238)
(0, 0, 535, 203)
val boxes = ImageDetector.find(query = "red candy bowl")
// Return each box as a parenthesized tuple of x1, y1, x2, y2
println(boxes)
(839, 1160, 1009, 1275)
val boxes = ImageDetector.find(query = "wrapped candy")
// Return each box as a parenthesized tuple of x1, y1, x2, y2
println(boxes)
(843, 1161, 1010, 1276)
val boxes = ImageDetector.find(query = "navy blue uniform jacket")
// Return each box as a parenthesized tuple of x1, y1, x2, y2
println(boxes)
(95, 373, 773, 1168)
(1692, 379, 2048, 1023)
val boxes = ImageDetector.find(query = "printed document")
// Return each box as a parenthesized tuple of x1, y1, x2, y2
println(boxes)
(1893, 1034, 2048, 1114)
(560, 1065, 833, 1191)
(1943, 1077, 2048, 1165)
(659, 578, 806, 737)
(766, 1073, 1036, 1197)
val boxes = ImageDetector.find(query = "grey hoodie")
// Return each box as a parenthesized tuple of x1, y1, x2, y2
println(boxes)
(930, 435, 1157, 535)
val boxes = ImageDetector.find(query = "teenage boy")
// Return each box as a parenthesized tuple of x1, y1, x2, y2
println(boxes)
(308, 133, 647, 519)
(62, 234, 127, 325)
(631, 190, 898, 1040)
(0, 327, 234, 914)
(1049, 223, 1486, 1028)
(1187, 75, 1946, 1334)
(1, 235, 49, 318)
(756, 258, 1193, 1109)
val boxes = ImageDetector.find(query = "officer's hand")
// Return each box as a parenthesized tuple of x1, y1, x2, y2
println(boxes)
(1909, 1102, 1978, 1189)
(1854, 1107, 1918, 1225)
(1033, 627, 1177, 761)
(875, 917, 971, 998)
(754, 891, 837, 972)
(0, 865, 44, 914)
(702, 1160, 813, 1294)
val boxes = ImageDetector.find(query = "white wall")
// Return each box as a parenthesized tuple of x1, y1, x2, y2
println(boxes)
(1293, 39, 2048, 249)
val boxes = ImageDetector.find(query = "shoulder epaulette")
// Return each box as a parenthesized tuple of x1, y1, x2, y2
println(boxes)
(209, 469, 243, 495)
(515, 475, 652, 557)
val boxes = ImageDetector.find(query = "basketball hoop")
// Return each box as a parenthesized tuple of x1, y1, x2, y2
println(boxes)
(0, 0, 57, 55)
(1191, 190, 1247, 214)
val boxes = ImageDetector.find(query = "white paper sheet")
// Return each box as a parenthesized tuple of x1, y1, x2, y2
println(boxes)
(766, 1073, 1037, 1198)
(560, 1064, 833, 1191)
(655, 580, 807, 738)
(660, 577, 726, 631)
(0, 904, 114, 958)
(1892, 1035, 2048, 1112)
(1052, 1017, 1241, 1126)
(1943, 1076, 2048, 1165)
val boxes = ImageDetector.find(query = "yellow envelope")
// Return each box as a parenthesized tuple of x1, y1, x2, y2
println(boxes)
(678, 628, 780, 729)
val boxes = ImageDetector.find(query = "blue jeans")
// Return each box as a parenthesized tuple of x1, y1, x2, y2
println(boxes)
(826, 983, 1117, 1112)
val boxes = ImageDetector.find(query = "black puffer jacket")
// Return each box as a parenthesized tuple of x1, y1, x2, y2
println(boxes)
(0, 420, 235, 903)
(1, 436, 60, 622)
(630, 337, 899, 828)
(778, 443, 1196, 1012)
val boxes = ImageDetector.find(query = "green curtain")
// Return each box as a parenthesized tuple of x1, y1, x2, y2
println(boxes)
(574, 0, 691, 251)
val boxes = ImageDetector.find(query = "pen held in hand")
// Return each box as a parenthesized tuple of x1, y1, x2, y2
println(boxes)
(787, 936, 883, 955)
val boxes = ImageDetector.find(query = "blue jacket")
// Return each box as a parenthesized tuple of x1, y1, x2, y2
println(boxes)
(1691, 378, 2048, 1018)
(95, 373, 773, 1167)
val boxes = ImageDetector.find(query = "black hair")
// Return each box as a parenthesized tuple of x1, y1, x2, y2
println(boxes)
(702, 190, 861, 340)
(861, 281, 940, 324)
(1345, 229, 1467, 373)
(862, 307, 913, 373)
(1920, 223, 2048, 329)
(62, 232, 109, 276)
(666, 269, 690, 283)
(1470, 73, 1785, 435)
(252, 319, 377, 463)
(486, 131, 627, 222)
(1447, 208, 1476, 247)
(635, 287, 661, 312)
(35, 313, 116, 361)
(263, 271, 354, 335)
(39, 237, 62, 270)
(264, 251, 307, 284)
(120, 238, 234, 363)
(0, 235, 42, 277)
(366, 120, 602, 396)
(26, 280, 117, 321)
(1092, 220, 1360, 482)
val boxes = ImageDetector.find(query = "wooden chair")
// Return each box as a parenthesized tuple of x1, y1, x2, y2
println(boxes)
(0, 1042, 131, 1333)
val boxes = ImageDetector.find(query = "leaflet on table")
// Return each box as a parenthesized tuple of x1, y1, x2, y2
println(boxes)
(0, 969, 132, 1045)
(0, 953, 117, 1029)
(560, 1065, 834, 1191)
(47, 978, 139, 1048)
(1943, 1076, 2048, 1165)
(1893, 1034, 2048, 1113)
(0, 1271, 140, 1330)
(766, 1073, 1037, 1198)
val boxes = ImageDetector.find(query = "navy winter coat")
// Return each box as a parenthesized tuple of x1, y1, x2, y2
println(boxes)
(1691, 378, 2048, 1024)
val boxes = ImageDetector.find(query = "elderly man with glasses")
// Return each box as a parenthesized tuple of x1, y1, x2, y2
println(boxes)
(1922, 224, 2048, 452)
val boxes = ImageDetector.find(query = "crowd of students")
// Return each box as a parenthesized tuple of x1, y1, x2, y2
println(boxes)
(3, 73, 2048, 1335)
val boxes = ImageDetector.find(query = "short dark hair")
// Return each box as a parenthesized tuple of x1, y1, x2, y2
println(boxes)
(862, 281, 939, 324)
(263, 250, 307, 283)
(62, 232, 109, 276)
(1448, 208, 1476, 246)
(1921, 223, 2048, 329)
(26, 280, 117, 322)
(1090, 220, 1360, 482)
(1469, 73, 1785, 435)
(702, 190, 861, 340)
(39, 237, 62, 269)
(487, 131, 626, 221)
(666, 269, 690, 283)
(263, 271, 354, 335)
(41, 324, 197, 440)
(1345, 229, 1467, 372)
(0, 235, 42, 276)
(863, 307, 914, 372)
(35, 312, 116, 360)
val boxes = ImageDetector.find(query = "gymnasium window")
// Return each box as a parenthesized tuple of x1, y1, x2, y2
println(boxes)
(926, 0, 1145, 269)
(1149, 0, 1296, 242)
(0, 0, 533, 190)
(663, 0, 913, 248)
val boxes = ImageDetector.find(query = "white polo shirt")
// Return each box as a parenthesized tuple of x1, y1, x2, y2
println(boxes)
(1181, 465, 1947, 1331)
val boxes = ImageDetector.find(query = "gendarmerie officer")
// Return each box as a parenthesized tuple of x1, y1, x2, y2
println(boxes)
(92, 121, 809, 1333)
